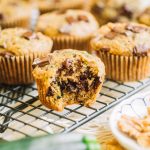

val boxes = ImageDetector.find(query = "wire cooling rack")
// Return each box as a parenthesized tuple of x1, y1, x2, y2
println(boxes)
(0, 77, 150, 141)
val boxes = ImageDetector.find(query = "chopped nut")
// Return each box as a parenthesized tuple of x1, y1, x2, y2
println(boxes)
(46, 87, 54, 96)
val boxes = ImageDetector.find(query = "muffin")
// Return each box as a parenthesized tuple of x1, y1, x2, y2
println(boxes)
(138, 7, 150, 26)
(35, 9, 99, 51)
(0, 28, 53, 85)
(90, 22, 150, 81)
(0, 0, 38, 29)
(91, 0, 150, 25)
(32, 49, 105, 111)
(29, 0, 85, 14)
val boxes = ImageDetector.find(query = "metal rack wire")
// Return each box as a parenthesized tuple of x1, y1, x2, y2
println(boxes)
(0, 77, 150, 141)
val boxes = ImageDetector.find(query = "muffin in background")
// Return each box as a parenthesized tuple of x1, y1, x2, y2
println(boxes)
(36, 9, 99, 51)
(90, 0, 150, 25)
(0, 0, 39, 29)
(0, 28, 53, 85)
(33, 49, 105, 111)
(28, 0, 85, 14)
(138, 7, 150, 26)
(90, 22, 150, 81)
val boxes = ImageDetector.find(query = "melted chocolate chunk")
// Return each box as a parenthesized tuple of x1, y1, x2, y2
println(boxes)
(65, 68, 74, 76)
(0, 51, 15, 58)
(0, 13, 4, 20)
(81, 80, 89, 92)
(66, 80, 77, 93)
(91, 76, 101, 89)
(66, 16, 77, 24)
(32, 57, 49, 69)
(133, 46, 148, 56)
(46, 87, 54, 96)
(22, 31, 38, 40)
(120, 5, 133, 18)
(78, 15, 89, 22)
(125, 24, 147, 33)
(104, 32, 117, 39)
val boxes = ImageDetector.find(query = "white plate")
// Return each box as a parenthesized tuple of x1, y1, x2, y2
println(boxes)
(110, 91, 150, 150)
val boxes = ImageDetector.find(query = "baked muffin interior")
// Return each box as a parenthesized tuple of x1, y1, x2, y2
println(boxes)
(33, 50, 105, 111)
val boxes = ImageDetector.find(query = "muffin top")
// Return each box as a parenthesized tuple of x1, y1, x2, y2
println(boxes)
(91, 22, 150, 56)
(91, 0, 150, 23)
(36, 9, 99, 38)
(0, 0, 34, 23)
(33, 49, 105, 79)
(30, 0, 84, 11)
(138, 7, 150, 26)
(0, 28, 53, 57)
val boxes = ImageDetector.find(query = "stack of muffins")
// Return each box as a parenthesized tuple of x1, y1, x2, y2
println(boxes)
(0, 0, 149, 111)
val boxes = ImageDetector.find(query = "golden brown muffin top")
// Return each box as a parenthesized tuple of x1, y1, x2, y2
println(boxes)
(0, 28, 53, 57)
(0, 0, 34, 22)
(91, 22, 150, 56)
(33, 49, 105, 78)
(36, 9, 99, 38)
(138, 7, 150, 26)
(91, 0, 150, 23)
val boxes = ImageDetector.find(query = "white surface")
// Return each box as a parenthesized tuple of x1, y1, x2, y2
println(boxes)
(110, 92, 150, 150)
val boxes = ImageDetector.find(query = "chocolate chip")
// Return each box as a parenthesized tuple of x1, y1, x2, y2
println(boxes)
(59, 81, 66, 92)
(46, 87, 54, 96)
(99, 47, 110, 52)
(22, 31, 38, 40)
(125, 24, 147, 33)
(32, 57, 49, 69)
(66, 16, 77, 24)
(0, 13, 4, 20)
(65, 68, 74, 76)
(120, 5, 133, 18)
(0, 51, 15, 58)
(133, 46, 148, 56)
(66, 80, 77, 93)
(91, 76, 101, 89)
(57, 96, 61, 99)
(82, 81, 89, 92)
(83, 67, 94, 80)
(104, 32, 117, 39)
(78, 15, 89, 22)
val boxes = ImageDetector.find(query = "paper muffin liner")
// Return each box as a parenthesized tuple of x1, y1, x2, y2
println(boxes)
(0, 52, 49, 85)
(0, 16, 30, 29)
(51, 35, 91, 52)
(39, 2, 83, 14)
(92, 51, 150, 81)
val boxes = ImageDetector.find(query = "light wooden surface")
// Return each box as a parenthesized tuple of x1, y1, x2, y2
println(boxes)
(75, 85, 150, 150)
